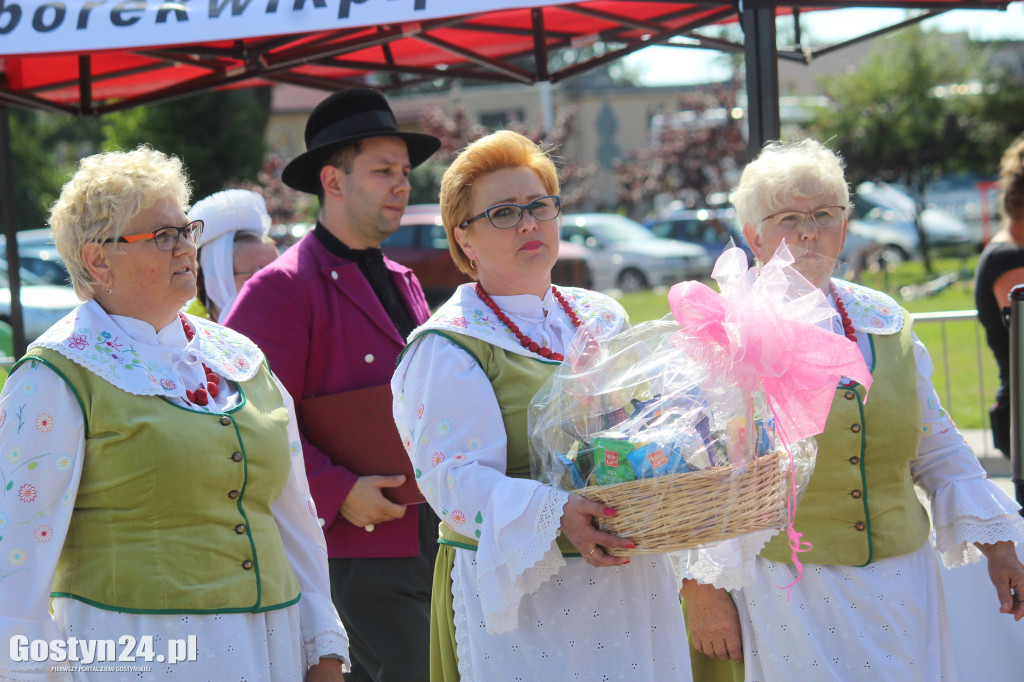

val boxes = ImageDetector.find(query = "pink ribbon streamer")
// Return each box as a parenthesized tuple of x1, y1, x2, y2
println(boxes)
(668, 245, 873, 594)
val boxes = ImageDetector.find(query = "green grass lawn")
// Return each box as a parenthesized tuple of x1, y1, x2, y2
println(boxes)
(616, 255, 997, 430)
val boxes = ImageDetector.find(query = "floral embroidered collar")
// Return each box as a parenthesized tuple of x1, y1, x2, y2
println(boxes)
(831, 279, 904, 335)
(412, 284, 625, 359)
(29, 300, 264, 397)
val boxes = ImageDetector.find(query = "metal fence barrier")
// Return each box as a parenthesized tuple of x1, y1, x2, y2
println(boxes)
(911, 309, 991, 458)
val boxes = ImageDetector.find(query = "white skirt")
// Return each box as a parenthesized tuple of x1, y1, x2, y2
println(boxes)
(53, 598, 307, 682)
(733, 544, 955, 682)
(451, 550, 692, 681)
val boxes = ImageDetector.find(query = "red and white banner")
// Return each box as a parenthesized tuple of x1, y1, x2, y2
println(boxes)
(0, 0, 577, 56)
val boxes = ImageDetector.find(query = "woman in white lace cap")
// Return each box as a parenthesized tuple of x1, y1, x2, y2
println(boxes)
(185, 188, 279, 322)
(0, 146, 347, 681)
(682, 138, 1024, 682)
(391, 130, 692, 681)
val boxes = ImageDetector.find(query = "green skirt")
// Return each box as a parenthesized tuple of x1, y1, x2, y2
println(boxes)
(430, 542, 459, 682)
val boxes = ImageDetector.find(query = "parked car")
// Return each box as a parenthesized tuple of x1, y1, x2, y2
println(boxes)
(643, 207, 754, 264)
(850, 182, 973, 263)
(0, 228, 71, 286)
(560, 213, 713, 293)
(382, 205, 594, 307)
(0, 266, 80, 343)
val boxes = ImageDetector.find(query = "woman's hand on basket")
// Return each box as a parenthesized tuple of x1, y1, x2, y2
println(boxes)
(681, 579, 743, 661)
(560, 495, 633, 568)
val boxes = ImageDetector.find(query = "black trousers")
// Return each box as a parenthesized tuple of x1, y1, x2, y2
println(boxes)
(330, 503, 439, 682)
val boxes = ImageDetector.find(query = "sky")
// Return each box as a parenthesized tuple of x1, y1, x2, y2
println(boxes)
(624, 5, 1024, 86)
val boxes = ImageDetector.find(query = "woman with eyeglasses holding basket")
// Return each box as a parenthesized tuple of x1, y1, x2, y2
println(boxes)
(391, 131, 692, 681)
(0, 147, 348, 681)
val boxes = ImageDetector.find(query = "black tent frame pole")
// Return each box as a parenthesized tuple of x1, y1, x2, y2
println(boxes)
(0, 106, 26, 360)
(741, 0, 780, 159)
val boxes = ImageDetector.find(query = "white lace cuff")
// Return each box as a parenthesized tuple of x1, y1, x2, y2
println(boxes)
(477, 487, 570, 634)
(680, 528, 779, 591)
(935, 512, 1024, 569)
(930, 477, 1024, 568)
(302, 629, 351, 671)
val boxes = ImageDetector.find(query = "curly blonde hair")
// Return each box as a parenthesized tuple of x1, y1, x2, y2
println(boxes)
(731, 139, 851, 234)
(1000, 134, 1024, 223)
(49, 146, 191, 299)
(440, 130, 559, 276)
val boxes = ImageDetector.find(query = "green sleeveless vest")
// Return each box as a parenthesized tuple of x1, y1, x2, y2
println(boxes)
(760, 318, 930, 565)
(413, 330, 580, 556)
(19, 348, 301, 614)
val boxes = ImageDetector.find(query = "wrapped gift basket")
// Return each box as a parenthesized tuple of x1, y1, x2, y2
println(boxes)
(529, 246, 871, 556)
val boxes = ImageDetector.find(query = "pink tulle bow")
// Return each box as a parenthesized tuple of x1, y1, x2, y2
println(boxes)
(668, 246, 872, 443)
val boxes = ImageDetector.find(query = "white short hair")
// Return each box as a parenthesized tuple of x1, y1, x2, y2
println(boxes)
(730, 139, 851, 233)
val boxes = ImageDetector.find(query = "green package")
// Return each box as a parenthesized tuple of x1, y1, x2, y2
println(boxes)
(591, 436, 638, 485)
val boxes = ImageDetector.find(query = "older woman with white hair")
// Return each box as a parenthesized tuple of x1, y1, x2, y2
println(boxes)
(682, 139, 1024, 682)
(0, 146, 347, 681)
(186, 188, 280, 321)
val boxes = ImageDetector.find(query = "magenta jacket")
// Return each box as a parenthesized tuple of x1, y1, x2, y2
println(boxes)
(223, 232, 430, 559)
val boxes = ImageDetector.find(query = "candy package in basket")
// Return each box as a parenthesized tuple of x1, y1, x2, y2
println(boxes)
(528, 246, 873, 556)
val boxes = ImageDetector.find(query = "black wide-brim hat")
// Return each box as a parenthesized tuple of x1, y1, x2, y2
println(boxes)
(282, 88, 441, 194)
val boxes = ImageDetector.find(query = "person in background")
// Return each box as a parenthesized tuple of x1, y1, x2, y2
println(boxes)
(224, 88, 441, 682)
(185, 188, 280, 322)
(0, 146, 348, 681)
(392, 130, 693, 681)
(683, 138, 1024, 682)
(975, 133, 1024, 458)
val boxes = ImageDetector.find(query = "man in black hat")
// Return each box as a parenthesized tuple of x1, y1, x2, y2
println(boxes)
(224, 88, 441, 682)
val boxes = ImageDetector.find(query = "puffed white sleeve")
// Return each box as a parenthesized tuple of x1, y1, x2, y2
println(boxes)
(268, 374, 350, 671)
(908, 330, 1024, 568)
(0, 360, 84, 682)
(392, 333, 570, 634)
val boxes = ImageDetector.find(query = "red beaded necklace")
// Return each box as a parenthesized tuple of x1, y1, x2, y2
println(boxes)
(178, 313, 221, 406)
(474, 283, 582, 361)
(830, 285, 857, 343)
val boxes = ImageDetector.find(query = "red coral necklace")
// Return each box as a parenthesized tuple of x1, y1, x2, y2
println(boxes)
(178, 313, 221, 406)
(474, 283, 581, 361)
(830, 285, 857, 343)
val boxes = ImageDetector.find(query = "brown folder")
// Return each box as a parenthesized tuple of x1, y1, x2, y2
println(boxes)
(300, 384, 424, 505)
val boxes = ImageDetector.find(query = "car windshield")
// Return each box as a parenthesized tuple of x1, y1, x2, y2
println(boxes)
(565, 215, 658, 243)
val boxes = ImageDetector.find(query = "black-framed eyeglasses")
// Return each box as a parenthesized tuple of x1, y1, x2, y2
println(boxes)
(101, 220, 204, 252)
(760, 206, 846, 231)
(460, 195, 562, 230)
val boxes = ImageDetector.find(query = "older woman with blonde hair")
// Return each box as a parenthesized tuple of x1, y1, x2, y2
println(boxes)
(0, 146, 348, 681)
(391, 130, 692, 681)
(682, 138, 1024, 682)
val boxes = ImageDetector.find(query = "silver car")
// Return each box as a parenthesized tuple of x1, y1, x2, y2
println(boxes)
(561, 213, 713, 293)
(0, 267, 80, 344)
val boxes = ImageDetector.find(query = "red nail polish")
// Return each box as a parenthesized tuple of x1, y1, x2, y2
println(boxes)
(603, 507, 616, 517)
(626, 543, 636, 549)
(624, 559, 631, 564)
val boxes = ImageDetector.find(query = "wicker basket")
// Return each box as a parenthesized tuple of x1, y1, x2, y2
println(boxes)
(577, 451, 789, 556)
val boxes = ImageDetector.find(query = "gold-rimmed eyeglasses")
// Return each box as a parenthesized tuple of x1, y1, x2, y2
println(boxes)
(101, 220, 204, 252)
(760, 206, 846, 231)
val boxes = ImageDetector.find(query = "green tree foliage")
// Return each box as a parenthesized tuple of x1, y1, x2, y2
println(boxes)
(807, 26, 969, 191)
(102, 88, 272, 202)
(6, 109, 104, 230)
(805, 26, 978, 272)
